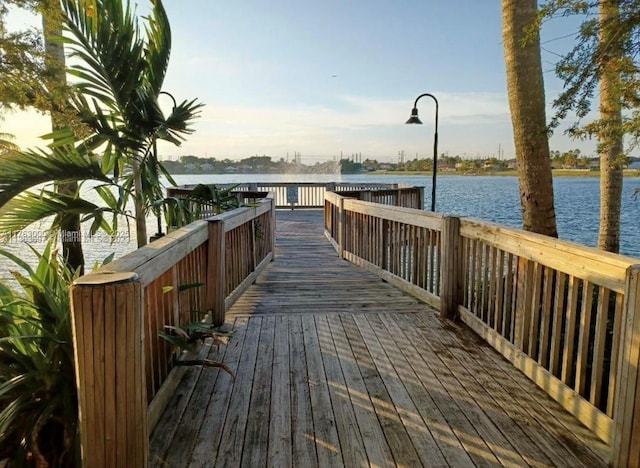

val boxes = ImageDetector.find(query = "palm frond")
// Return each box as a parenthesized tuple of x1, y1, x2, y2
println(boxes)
(0, 189, 114, 234)
(0, 133, 19, 153)
(144, 0, 172, 94)
(0, 140, 108, 209)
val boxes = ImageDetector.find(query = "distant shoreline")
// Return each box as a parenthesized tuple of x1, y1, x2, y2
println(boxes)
(368, 169, 640, 177)
(166, 169, 640, 177)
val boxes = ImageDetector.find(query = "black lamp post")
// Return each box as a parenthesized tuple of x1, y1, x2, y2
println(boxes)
(406, 93, 438, 212)
(150, 91, 178, 242)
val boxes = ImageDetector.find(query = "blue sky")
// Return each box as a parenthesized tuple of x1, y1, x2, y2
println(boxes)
(3, 0, 593, 162)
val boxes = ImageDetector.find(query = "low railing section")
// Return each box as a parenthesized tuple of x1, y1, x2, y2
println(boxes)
(69, 195, 275, 467)
(324, 191, 640, 466)
(167, 181, 416, 209)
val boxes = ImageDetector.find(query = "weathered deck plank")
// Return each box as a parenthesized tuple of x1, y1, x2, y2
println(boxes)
(150, 209, 607, 467)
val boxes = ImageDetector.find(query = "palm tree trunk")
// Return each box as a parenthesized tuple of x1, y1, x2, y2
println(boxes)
(133, 161, 148, 247)
(502, 0, 558, 237)
(597, 0, 624, 253)
(42, 0, 84, 274)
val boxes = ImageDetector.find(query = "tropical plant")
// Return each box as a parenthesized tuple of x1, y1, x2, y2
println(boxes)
(0, 132, 129, 274)
(502, 0, 558, 237)
(158, 281, 235, 377)
(0, 242, 85, 467)
(60, 0, 203, 248)
(159, 322, 234, 376)
(154, 184, 241, 230)
(0, 0, 203, 272)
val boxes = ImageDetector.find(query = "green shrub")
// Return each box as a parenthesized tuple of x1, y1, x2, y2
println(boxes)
(0, 243, 79, 467)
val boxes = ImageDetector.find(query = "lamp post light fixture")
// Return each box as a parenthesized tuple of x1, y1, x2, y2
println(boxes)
(406, 93, 438, 212)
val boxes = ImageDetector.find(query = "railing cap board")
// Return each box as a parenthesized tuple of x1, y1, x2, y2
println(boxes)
(73, 270, 139, 286)
(325, 191, 343, 204)
(168, 182, 408, 191)
(212, 198, 273, 232)
(74, 198, 275, 288)
(460, 217, 639, 293)
(342, 198, 443, 231)
(93, 220, 209, 282)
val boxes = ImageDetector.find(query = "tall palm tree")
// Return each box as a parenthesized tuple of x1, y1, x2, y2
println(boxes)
(0, 0, 201, 273)
(502, 0, 558, 237)
(61, 0, 203, 247)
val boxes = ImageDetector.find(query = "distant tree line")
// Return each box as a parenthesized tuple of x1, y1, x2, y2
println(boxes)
(161, 152, 640, 175)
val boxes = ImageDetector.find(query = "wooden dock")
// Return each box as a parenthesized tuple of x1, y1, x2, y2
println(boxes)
(149, 210, 607, 467)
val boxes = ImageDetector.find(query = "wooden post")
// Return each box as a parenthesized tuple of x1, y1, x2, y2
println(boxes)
(612, 264, 640, 467)
(207, 219, 226, 326)
(417, 187, 425, 210)
(381, 219, 389, 270)
(338, 196, 345, 258)
(269, 196, 276, 260)
(70, 272, 148, 468)
(513, 257, 534, 351)
(440, 216, 462, 320)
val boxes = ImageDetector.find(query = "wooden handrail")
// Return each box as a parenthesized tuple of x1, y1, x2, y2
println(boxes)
(167, 182, 422, 209)
(324, 190, 640, 466)
(69, 195, 275, 467)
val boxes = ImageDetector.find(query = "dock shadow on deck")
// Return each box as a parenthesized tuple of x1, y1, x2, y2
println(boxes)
(150, 210, 607, 467)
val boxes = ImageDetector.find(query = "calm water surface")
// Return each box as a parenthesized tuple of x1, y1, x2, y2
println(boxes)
(1, 174, 639, 282)
(173, 173, 639, 257)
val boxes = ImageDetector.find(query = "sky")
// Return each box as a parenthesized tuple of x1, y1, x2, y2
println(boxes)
(2, 0, 594, 163)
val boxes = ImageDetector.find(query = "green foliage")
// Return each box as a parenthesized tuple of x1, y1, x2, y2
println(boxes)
(159, 322, 234, 378)
(0, 130, 131, 248)
(60, 0, 204, 233)
(539, 0, 640, 147)
(155, 184, 241, 229)
(0, 242, 79, 467)
(0, 132, 108, 208)
(188, 183, 240, 215)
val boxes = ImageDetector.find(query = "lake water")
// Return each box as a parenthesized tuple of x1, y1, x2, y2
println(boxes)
(168, 173, 640, 257)
(1, 174, 639, 283)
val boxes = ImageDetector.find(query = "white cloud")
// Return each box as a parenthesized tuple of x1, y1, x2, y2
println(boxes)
(3, 91, 597, 162)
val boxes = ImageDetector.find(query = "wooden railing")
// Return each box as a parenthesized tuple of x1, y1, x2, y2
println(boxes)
(69, 195, 275, 467)
(167, 181, 416, 209)
(324, 191, 640, 466)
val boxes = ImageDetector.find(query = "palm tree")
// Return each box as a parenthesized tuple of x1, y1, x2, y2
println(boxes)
(0, 0, 201, 272)
(61, 0, 203, 247)
(501, 0, 558, 237)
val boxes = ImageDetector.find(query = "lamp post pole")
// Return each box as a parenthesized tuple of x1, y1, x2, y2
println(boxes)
(406, 93, 438, 212)
(150, 91, 179, 242)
